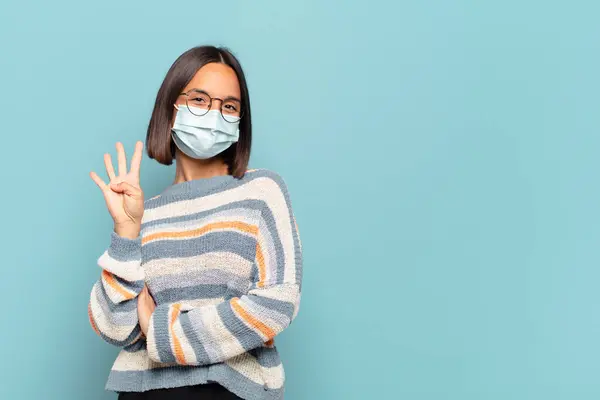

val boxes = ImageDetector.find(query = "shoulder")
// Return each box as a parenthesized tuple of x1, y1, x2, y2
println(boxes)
(240, 168, 293, 207)
(242, 168, 288, 190)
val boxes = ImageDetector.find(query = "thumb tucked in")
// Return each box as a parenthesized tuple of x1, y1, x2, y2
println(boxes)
(110, 181, 139, 197)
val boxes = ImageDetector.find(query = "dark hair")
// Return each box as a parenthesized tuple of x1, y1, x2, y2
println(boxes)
(145, 45, 252, 178)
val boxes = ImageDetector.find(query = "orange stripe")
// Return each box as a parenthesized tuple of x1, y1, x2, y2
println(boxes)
(102, 270, 136, 300)
(142, 221, 258, 245)
(231, 298, 276, 340)
(88, 302, 101, 336)
(265, 339, 274, 347)
(170, 303, 186, 365)
(255, 242, 266, 288)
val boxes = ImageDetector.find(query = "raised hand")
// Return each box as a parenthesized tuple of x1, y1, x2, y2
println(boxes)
(90, 141, 145, 239)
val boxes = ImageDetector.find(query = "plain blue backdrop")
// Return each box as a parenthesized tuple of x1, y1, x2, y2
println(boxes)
(1, 1, 599, 399)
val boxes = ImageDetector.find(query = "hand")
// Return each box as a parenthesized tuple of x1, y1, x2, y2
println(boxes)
(138, 285, 156, 336)
(90, 141, 145, 238)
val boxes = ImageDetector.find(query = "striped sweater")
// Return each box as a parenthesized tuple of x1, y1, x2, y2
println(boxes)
(88, 169, 302, 400)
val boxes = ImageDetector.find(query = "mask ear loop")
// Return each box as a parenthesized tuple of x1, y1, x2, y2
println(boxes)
(173, 104, 181, 111)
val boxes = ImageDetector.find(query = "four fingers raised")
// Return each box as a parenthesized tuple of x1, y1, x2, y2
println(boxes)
(91, 141, 143, 189)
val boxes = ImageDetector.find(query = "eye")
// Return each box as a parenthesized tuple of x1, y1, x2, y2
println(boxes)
(224, 104, 238, 111)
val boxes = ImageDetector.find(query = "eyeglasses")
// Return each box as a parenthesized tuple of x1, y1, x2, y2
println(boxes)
(178, 89, 243, 123)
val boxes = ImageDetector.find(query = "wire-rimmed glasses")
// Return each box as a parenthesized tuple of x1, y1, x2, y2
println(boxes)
(178, 89, 242, 123)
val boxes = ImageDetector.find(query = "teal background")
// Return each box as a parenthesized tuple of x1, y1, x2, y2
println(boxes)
(0, 1, 599, 399)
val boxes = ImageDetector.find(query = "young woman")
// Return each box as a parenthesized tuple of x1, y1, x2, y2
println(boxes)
(88, 45, 303, 400)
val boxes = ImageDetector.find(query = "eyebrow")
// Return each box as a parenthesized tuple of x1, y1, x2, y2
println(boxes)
(189, 88, 241, 103)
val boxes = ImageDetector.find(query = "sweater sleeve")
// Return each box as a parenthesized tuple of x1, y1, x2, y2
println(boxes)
(145, 172, 303, 366)
(88, 231, 145, 347)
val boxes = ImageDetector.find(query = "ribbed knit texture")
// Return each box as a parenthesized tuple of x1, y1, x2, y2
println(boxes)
(88, 169, 303, 400)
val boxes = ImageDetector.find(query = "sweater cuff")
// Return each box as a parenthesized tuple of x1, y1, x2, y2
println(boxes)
(146, 304, 176, 364)
(107, 231, 142, 262)
(98, 231, 144, 283)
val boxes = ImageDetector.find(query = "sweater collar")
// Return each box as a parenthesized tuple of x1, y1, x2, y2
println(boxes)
(159, 173, 236, 199)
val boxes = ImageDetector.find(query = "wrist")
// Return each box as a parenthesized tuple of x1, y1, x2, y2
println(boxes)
(114, 223, 141, 239)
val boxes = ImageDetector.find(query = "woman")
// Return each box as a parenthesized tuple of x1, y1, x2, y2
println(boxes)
(88, 45, 303, 400)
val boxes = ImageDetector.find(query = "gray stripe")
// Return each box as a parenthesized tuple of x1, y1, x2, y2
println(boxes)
(142, 201, 264, 231)
(105, 362, 284, 399)
(290, 217, 303, 288)
(252, 346, 282, 368)
(123, 339, 146, 353)
(106, 365, 209, 393)
(142, 231, 256, 263)
(151, 304, 175, 364)
(93, 283, 139, 326)
(107, 231, 142, 262)
(143, 169, 281, 211)
(257, 170, 303, 286)
(248, 294, 295, 321)
(179, 312, 212, 365)
(96, 322, 141, 347)
(242, 297, 289, 331)
(144, 175, 237, 211)
(153, 284, 235, 304)
(258, 205, 286, 284)
(250, 261, 259, 282)
(216, 300, 265, 352)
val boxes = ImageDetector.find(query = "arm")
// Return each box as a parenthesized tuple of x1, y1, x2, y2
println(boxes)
(88, 231, 145, 347)
(145, 173, 303, 366)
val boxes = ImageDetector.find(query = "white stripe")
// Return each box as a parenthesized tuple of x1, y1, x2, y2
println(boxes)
(100, 272, 138, 303)
(200, 305, 246, 361)
(98, 251, 144, 282)
(262, 363, 285, 389)
(248, 283, 300, 305)
(225, 352, 264, 384)
(89, 290, 136, 341)
(257, 224, 278, 284)
(143, 252, 253, 280)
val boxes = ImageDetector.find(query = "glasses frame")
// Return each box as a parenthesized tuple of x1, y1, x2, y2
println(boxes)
(178, 89, 243, 123)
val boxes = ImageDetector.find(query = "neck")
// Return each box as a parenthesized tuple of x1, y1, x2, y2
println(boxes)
(174, 150, 230, 184)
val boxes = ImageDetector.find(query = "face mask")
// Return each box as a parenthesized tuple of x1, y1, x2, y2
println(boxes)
(171, 105, 240, 159)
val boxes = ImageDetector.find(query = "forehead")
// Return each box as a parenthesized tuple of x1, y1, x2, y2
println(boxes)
(182, 62, 240, 98)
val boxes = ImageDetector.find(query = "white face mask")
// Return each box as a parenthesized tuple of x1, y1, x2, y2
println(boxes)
(171, 105, 240, 159)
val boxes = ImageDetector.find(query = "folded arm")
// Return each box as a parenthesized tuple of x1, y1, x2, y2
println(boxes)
(146, 172, 303, 365)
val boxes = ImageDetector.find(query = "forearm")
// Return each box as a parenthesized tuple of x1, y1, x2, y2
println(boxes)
(146, 282, 300, 366)
(88, 231, 145, 347)
(88, 282, 143, 346)
(146, 171, 303, 365)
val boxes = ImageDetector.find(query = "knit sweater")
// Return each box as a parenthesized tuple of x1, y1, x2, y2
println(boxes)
(88, 169, 303, 400)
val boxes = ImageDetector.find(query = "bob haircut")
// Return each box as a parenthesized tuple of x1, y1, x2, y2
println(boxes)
(145, 45, 252, 178)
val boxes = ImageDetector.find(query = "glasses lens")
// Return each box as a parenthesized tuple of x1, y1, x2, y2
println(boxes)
(186, 90, 210, 116)
(221, 99, 242, 123)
